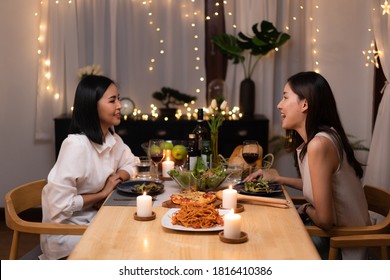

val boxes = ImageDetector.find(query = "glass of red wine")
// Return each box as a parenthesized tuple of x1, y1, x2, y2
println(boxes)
(242, 140, 260, 175)
(148, 139, 165, 182)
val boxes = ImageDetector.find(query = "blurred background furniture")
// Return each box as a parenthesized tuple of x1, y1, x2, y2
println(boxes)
(4, 179, 87, 260)
(54, 114, 269, 158)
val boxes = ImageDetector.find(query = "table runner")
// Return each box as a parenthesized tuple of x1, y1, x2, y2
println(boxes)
(103, 190, 156, 207)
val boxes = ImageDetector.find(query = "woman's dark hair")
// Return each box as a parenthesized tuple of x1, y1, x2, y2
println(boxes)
(69, 75, 116, 144)
(284, 71, 363, 178)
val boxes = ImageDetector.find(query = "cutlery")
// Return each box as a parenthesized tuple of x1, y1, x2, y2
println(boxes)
(215, 190, 289, 208)
(113, 196, 157, 201)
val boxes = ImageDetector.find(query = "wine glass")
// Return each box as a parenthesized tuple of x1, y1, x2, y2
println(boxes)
(148, 139, 165, 182)
(242, 140, 260, 175)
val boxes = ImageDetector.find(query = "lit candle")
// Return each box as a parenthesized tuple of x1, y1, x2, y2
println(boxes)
(162, 157, 175, 177)
(223, 209, 242, 239)
(136, 192, 152, 217)
(222, 185, 237, 209)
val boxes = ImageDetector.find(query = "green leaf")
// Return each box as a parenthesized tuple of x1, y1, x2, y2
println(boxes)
(193, 156, 207, 175)
(212, 20, 291, 79)
(212, 33, 245, 64)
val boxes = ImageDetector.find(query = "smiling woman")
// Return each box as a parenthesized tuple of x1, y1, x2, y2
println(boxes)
(33, 1, 374, 188)
(40, 75, 140, 260)
(97, 84, 122, 135)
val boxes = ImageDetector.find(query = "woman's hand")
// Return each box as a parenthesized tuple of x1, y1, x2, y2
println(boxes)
(243, 168, 277, 182)
(297, 203, 312, 221)
(101, 173, 123, 197)
(82, 173, 125, 208)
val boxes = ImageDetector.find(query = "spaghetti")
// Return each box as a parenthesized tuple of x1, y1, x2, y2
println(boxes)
(171, 203, 224, 229)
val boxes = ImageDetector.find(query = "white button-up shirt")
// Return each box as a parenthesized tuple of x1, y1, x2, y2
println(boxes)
(40, 132, 139, 259)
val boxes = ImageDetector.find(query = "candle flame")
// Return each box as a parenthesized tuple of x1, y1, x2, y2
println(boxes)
(229, 185, 233, 190)
(143, 238, 149, 248)
(229, 209, 235, 215)
(143, 191, 147, 196)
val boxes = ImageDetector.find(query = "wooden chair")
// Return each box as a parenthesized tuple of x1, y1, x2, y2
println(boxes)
(4, 179, 87, 259)
(303, 184, 390, 259)
(329, 234, 390, 260)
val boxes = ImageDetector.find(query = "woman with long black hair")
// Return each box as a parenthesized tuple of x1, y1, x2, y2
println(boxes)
(245, 71, 371, 259)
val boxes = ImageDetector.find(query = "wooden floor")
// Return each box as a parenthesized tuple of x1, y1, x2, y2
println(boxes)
(1, 222, 40, 260)
(0, 210, 41, 260)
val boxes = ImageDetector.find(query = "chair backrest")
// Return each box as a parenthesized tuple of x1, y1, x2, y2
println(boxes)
(364, 184, 390, 217)
(304, 184, 390, 259)
(364, 184, 390, 234)
(4, 179, 87, 259)
(305, 184, 390, 237)
(5, 179, 46, 231)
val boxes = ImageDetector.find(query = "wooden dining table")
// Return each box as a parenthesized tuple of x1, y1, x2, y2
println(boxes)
(68, 173, 320, 260)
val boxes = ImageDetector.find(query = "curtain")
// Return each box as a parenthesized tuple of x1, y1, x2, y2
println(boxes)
(35, 0, 205, 140)
(223, 0, 316, 136)
(363, 0, 390, 193)
(35, 0, 330, 142)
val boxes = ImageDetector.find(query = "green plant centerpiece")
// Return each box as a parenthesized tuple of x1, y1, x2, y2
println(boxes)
(212, 20, 290, 118)
(152, 87, 197, 119)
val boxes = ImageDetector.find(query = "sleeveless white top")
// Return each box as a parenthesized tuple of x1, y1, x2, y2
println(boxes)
(297, 131, 371, 259)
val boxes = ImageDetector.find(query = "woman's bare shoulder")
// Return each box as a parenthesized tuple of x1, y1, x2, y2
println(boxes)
(308, 135, 336, 155)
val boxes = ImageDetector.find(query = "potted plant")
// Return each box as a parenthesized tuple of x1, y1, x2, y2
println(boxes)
(152, 87, 197, 119)
(212, 20, 290, 118)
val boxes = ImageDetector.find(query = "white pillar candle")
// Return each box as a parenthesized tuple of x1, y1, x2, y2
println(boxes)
(223, 209, 242, 239)
(136, 192, 152, 217)
(162, 159, 175, 177)
(222, 186, 237, 209)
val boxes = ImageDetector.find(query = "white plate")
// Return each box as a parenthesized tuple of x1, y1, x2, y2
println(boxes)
(161, 208, 228, 232)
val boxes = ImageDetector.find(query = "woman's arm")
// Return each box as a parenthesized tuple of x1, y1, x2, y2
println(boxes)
(81, 173, 125, 208)
(81, 135, 135, 208)
(305, 136, 338, 230)
(243, 168, 303, 190)
(116, 169, 130, 182)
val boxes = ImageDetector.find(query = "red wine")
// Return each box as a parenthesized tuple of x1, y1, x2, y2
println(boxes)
(242, 153, 258, 164)
(174, 158, 186, 167)
(151, 155, 163, 163)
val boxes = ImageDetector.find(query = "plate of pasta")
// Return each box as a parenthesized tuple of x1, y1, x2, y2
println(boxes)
(161, 204, 228, 232)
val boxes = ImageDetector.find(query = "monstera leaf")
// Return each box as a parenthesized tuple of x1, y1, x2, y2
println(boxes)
(212, 20, 290, 79)
(212, 33, 245, 64)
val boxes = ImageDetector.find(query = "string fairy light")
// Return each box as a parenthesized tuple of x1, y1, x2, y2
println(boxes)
(284, 1, 320, 73)
(362, 40, 381, 68)
(381, 0, 390, 14)
(362, 4, 385, 69)
(36, 0, 56, 104)
(140, 0, 205, 118)
(35, 0, 243, 120)
(312, 3, 320, 73)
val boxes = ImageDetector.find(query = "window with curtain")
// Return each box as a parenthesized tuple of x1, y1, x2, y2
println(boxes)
(35, 0, 206, 140)
(35, 0, 316, 141)
(363, 0, 390, 193)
